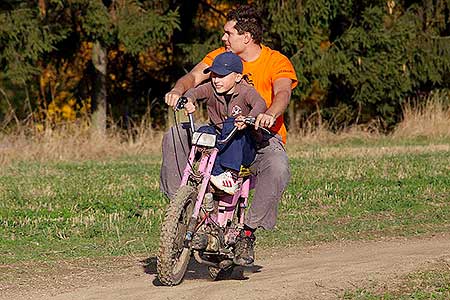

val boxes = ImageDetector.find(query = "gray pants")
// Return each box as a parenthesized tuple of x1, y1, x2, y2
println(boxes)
(159, 123, 291, 230)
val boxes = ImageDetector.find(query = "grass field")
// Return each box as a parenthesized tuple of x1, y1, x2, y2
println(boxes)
(1, 134, 449, 298)
(1, 138, 449, 264)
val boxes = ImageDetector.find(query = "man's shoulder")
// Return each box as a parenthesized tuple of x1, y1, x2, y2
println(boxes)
(260, 45, 297, 82)
(261, 45, 290, 61)
(202, 47, 226, 65)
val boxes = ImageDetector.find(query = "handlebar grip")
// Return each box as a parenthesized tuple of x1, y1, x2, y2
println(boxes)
(244, 116, 256, 125)
(175, 96, 188, 111)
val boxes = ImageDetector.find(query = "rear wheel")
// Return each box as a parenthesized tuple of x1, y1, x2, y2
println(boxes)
(157, 186, 197, 286)
(208, 265, 235, 281)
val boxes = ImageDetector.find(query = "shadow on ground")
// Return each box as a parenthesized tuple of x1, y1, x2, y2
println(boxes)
(141, 256, 263, 286)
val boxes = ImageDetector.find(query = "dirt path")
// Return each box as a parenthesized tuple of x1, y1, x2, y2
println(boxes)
(2, 233, 449, 300)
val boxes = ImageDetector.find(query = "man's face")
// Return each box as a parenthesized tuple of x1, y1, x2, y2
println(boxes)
(221, 20, 246, 54)
(211, 72, 242, 94)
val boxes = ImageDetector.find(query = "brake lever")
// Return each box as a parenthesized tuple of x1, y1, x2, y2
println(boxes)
(243, 116, 272, 134)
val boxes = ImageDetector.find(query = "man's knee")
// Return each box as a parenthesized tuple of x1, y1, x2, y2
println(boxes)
(260, 152, 290, 181)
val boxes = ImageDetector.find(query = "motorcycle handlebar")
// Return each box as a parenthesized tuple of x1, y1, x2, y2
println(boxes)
(174, 96, 188, 111)
(174, 97, 195, 133)
(216, 116, 258, 144)
(174, 96, 271, 145)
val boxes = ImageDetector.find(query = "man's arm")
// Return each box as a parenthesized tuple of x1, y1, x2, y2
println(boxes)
(164, 61, 210, 108)
(254, 77, 293, 130)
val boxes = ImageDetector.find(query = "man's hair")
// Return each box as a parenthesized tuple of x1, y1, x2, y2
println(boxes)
(227, 5, 263, 45)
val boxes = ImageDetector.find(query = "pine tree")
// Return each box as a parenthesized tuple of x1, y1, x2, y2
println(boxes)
(255, 0, 450, 130)
(0, 0, 179, 132)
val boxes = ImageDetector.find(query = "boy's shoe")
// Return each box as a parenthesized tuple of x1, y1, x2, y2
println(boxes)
(233, 231, 255, 266)
(210, 170, 240, 195)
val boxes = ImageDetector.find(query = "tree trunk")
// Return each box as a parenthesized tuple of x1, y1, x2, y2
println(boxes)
(288, 100, 298, 133)
(91, 41, 107, 136)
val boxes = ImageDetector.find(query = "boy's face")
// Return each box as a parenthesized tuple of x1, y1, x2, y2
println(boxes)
(211, 72, 242, 94)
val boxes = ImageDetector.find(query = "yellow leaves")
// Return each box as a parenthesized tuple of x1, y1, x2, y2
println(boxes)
(109, 49, 118, 60)
(43, 96, 90, 123)
(138, 49, 162, 72)
(62, 103, 76, 121)
(198, 0, 230, 30)
(80, 97, 91, 115)
(320, 40, 331, 51)
(37, 41, 93, 124)
(387, 0, 396, 15)
(45, 96, 76, 122)
(35, 123, 44, 132)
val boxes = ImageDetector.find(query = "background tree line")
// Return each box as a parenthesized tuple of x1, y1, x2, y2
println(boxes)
(0, 0, 449, 134)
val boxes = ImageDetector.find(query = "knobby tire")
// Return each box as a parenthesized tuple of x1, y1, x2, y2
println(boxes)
(157, 185, 197, 286)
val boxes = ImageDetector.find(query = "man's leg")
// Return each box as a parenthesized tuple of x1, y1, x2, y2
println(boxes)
(234, 136, 290, 266)
(246, 136, 290, 229)
(159, 123, 193, 199)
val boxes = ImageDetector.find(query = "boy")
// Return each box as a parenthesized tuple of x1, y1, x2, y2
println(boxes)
(180, 51, 267, 195)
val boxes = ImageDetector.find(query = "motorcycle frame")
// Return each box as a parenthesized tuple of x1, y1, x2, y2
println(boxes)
(179, 134, 250, 228)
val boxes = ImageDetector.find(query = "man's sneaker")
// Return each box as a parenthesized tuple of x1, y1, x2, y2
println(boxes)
(233, 231, 255, 266)
(210, 170, 240, 195)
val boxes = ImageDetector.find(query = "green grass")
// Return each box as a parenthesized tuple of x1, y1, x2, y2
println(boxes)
(260, 147, 450, 246)
(0, 140, 449, 264)
(0, 157, 167, 263)
(342, 262, 450, 299)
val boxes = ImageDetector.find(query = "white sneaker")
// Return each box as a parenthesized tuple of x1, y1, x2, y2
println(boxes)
(210, 170, 240, 195)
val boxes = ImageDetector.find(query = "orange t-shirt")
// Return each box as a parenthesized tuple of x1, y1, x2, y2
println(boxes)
(202, 45, 298, 143)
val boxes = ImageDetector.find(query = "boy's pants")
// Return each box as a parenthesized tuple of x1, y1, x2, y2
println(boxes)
(197, 118, 256, 175)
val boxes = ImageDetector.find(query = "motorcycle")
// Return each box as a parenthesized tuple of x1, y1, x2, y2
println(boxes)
(157, 97, 258, 286)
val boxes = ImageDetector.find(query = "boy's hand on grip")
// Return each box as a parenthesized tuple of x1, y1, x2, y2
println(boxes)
(234, 115, 247, 130)
(184, 100, 196, 115)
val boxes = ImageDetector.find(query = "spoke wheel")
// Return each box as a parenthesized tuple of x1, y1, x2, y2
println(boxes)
(157, 186, 197, 286)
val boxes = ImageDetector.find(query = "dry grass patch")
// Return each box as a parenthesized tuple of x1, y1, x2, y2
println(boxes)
(0, 123, 163, 166)
(393, 91, 450, 139)
(1, 91, 449, 165)
(287, 143, 450, 159)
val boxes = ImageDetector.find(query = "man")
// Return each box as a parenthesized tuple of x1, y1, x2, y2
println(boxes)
(161, 4, 297, 266)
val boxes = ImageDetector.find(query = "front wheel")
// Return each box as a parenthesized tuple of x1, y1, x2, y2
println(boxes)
(157, 185, 197, 286)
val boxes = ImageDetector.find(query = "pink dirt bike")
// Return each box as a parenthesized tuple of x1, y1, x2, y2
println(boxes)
(157, 97, 260, 286)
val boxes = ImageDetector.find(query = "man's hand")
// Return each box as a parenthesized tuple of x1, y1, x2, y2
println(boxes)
(255, 113, 275, 130)
(165, 89, 183, 108)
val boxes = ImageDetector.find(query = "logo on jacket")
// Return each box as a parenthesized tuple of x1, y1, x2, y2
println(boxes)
(231, 105, 242, 116)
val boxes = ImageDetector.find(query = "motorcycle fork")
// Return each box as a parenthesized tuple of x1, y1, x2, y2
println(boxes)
(184, 148, 218, 243)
